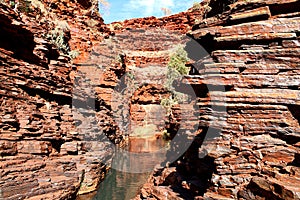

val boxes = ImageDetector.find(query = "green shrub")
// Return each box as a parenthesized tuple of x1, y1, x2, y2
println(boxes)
(48, 32, 67, 52)
(68, 50, 80, 59)
(8, 0, 31, 13)
(113, 23, 123, 30)
(162, 129, 171, 140)
(165, 45, 189, 91)
(46, 21, 70, 53)
(192, 2, 201, 11)
(127, 71, 135, 80)
(165, 67, 180, 90)
(160, 96, 177, 115)
(115, 54, 123, 64)
(168, 46, 190, 75)
(46, 21, 79, 59)
(161, 46, 190, 116)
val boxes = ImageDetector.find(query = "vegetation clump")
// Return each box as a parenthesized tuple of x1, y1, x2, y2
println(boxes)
(113, 23, 123, 30)
(192, 2, 201, 11)
(160, 45, 190, 115)
(168, 46, 190, 75)
(162, 129, 171, 141)
(46, 21, 79, 59)
(1, 0, 45, 14)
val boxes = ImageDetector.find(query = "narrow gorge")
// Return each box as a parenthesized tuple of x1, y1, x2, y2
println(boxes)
(0, 0, 299, 199)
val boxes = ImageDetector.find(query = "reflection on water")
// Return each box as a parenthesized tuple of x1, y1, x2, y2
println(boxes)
(92, 168, 150, 200)
(91, 135, 168, 200)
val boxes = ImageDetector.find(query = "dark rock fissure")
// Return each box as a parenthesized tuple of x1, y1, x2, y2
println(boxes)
(288, 105, 300, 125)
(0, 13, 42, 65)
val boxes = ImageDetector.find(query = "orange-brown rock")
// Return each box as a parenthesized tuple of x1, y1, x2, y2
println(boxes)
(135, 0, 300, 199)
(1, 0, 300, 199)
(111, 9, 204, 34)
(0, 1, 121, 199)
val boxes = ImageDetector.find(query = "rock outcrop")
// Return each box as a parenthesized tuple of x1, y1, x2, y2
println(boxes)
(135, 0, 300, 199)
(113, 9, 202, 34)
(0, 0, 122, 199)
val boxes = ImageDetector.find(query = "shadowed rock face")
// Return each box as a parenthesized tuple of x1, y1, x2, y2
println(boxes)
(0, 1, 121, 199)
(132, 0, 300, 199)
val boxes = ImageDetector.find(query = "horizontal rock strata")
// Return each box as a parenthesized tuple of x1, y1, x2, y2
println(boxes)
(136, 0, 300, 199)
(0, 1, 121, 199)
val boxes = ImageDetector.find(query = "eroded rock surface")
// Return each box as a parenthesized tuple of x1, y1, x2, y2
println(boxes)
(135, 0, 300, 199)
(0, 1, 120, 199)
(1, 0, 300, 199)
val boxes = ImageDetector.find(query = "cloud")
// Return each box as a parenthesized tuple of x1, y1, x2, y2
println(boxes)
(126, 0, 175, 16)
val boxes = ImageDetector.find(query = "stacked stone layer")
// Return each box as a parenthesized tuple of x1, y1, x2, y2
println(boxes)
(135, 0, 300, 199)
(0, 1, 121, 199)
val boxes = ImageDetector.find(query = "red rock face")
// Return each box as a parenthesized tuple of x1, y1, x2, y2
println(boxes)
(110, 9, 203, 34)
(1, 0, 300, 199)
(135, 0, 300, 199)
(0, 1, 121, 199)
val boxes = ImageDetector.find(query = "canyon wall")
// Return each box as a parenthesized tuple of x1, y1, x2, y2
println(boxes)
(109, 6, 203, 34)
(136, 0, 300, 199)
(0, 0, 300, 199)
(0, 0, 123, 199)
(0, 0, 196, 198)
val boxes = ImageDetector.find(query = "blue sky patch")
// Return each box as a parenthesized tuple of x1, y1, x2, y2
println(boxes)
(99, 0, 196, 23)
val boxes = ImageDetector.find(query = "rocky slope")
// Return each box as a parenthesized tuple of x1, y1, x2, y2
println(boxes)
(135, 0, 300, 199)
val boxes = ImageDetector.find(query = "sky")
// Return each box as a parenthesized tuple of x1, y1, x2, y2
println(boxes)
(99, 0, 196, 23)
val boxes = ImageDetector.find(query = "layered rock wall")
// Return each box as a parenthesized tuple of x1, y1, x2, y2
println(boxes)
(1, 0, 300, 199)
(136, 0, 300, 199)
(0, 1, 121, 199)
